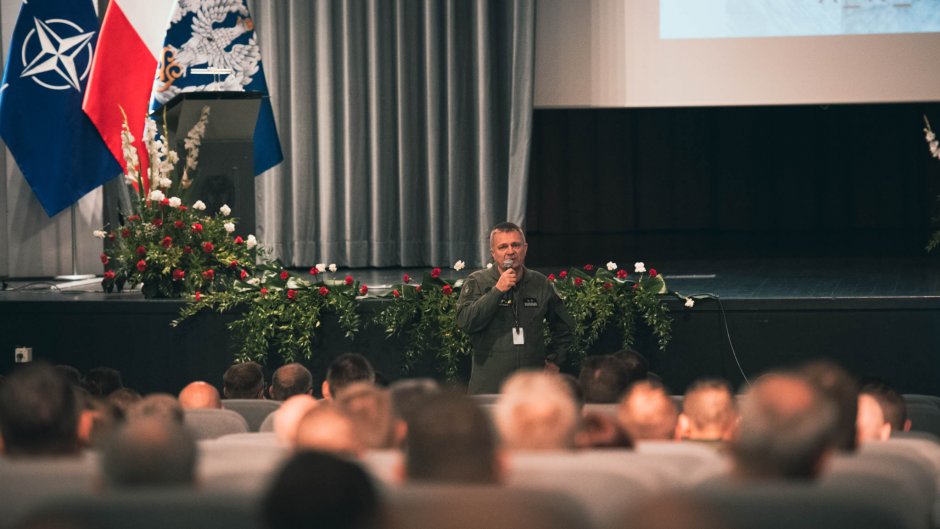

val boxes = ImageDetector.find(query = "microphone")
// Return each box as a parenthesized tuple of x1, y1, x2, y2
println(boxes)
(501, 258, 515, 303)
(503, 258, 514, 270)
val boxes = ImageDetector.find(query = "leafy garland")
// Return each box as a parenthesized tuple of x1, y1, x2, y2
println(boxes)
(923, 116, 940, 252)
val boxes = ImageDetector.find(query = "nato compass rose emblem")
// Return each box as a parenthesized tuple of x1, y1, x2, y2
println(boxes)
(19, 17, 95, 91)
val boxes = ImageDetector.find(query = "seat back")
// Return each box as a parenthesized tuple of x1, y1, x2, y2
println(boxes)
(183, 408, 250, 440)
(222, 399, 281, 432)
(258, 410, 277, 432)
(907, 403, 940, 437)
(0, 453, 99, 527)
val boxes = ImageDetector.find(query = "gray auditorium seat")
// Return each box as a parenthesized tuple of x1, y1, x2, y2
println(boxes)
(469, 393, 500, 405)
(0, 452, 99, 527)
(384, 484, 592, 529)
(183, 408, 250, 440)
(196, 441, 289, 494)
(908, 403, 940, 438)
(582, 403, 618, 418)
(259, 410, 276, 432)
(222, 399, 281, 432)
(905, 394, 940, 409)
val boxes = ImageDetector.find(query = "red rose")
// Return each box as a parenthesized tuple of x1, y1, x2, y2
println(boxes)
(548, 274, 556, 282)
(280, 270, 289, 280)
(603, 282, 613, 290)
(107, 233, 115, 241)
(202, 242, 214, 254)
(392, 289, 400, 298)
(100, 253, 109, 265)
(127, 215, 140, 222)
(174, 220, 184, 229)
(160, 198, 170, 207)
(183, 246, 193, 254)
(136, 259, 147, 272)
(121, 228, 130, 238)
(309, 266, 319, 276)
(240, 269, 248, 280)
(403, 273, 410, 283)
(178, 205, 187, 211)
(431, 268, 441, 279)
(260, 288, 268, 296)
(584, 264, 594, 271)
(195, 291, 202, 301)
(649, 269, 657, 277)
(234, 236, 244, 245)
(415, 286, 422, 292)
(442, 285, 453, 296)
(229, 260, 238, 269)
(359, 284, 368, 295)
(135, 245, 146, 256)
(559, 271, 568, 279)
(202, 269, 215, 280)
(319, 286, 330, 297)
(616, 269, 627, 279)
(104, 270, 115, 280)
(191, 223, 203, 233)
(172, 269, 185, 281)
(632, 283, 639, 290)
(574, 277, 583, 287)
(287, 289, 297, 300)
(161, 236, 172, 248)
(345, 275, 354, 286)
(152, 217, 163, 227)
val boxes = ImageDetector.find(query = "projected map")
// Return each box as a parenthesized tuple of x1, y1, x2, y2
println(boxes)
(661, 0, 940, 39)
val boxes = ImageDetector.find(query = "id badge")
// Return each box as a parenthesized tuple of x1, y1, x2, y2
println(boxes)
(512, 327, 525, 345)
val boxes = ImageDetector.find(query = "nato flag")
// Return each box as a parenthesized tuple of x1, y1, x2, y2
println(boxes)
(0, 0, 121, 217)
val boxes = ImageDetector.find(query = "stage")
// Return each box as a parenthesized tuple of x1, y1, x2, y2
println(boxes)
(2, 258, 939, 396)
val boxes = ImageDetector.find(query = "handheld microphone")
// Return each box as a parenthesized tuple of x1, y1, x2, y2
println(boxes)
(503, 258, 514, 270)
(501, 258, 515, 303)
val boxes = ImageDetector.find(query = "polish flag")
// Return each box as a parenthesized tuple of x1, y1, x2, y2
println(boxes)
(82, 0, 174, 192)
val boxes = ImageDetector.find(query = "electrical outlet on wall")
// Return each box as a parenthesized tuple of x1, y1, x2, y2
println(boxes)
(14, 347, 32, 363)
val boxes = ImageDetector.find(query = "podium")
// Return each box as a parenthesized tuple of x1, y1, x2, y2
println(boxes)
(151, 92, 261, 236)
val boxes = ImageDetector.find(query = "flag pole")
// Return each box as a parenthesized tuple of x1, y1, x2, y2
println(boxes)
(54, 204, 95, 281)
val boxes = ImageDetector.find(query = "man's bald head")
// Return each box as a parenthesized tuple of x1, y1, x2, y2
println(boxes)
(495, 371, 579, 450)
(679, 378, 737, 441)
(178, 381, 222, 410)
(617, 381, 678, 441)
(274, 394, 319, 445)
(270, 363, 313, 401)
(101, 417, 197, 488)
(295, 404, 363, 457)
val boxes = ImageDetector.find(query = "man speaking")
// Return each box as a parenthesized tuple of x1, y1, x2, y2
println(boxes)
(456, 222, 574, 394)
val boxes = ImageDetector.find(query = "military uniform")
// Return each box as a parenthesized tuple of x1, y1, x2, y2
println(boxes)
(456, 265, 574, 394)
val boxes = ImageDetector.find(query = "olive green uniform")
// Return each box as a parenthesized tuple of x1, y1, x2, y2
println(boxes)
(456, 266, 574, 394)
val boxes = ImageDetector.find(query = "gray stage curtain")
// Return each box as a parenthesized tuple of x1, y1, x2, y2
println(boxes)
(249, 0, 535, 267)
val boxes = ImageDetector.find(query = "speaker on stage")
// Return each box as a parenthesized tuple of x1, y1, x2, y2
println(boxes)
(151, 92, 262, 236)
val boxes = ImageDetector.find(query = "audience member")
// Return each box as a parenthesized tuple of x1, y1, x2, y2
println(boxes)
(579, 355, 631, 403)
(860, 380, 911, 434)
(389, 378, 441, 427)
(107, 387, 142, 419)
(54, 364, 83, 388)
(336, 383, 403, 449)
(76, 392, 120, 449)
(262, 451, 381, 529)
(856, 392, 891, 443)
(322, 353, 375, 400)
(0, 362, 80, 456)
(222, 361, 265, 399)
(270, 363, 314, 401)
(559, 374, 585, 410)
(125, 394, 184, 424)
(178, 381, 222, 410)
(274, 394, 319, 445)
(730, 372, 837, 480)
(81, 367, 123, 398)
(494, 371, 579, 450)
(405, 392, 503, 484)
(575, 411, 634, 449)
(617, 380, 679, 441)
(677, 378, 738, 444)
(611, 348, 649, 384)
(100, 417, 197, 488)
(799, 360, 858, 452)
(295, 404, 364, 457)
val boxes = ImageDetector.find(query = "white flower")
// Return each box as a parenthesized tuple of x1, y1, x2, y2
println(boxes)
(328, 264, 337, 273)
(149, 190, 165, 202)
(224, 222, 236, 233)
(634, 262, 646, 273)
(159, 177, 173, 189)
(168, 197, 182, 208)
(606, 261, 618, 271)
(486, 263, 493, 269)
(927, 130, 937, 143)
(220, 204, 232, 216)
(92, 230, 107, 239)
(124, 173, 137, 185)
(684, 297, 695, 308)
(247, 277, 260, 286)
(454, 260, 466, 271)
(192, 200, 207, 211)
(246, 234, 258, 249)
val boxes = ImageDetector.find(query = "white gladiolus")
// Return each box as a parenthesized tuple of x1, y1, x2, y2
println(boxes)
(606, 261, 617, 271)
(316, 263, 327, 272)
(92, 230, 107, 239)
(328, 264, 337, 273)
(192, 200, 207, 211)
(159, 177, 173, 189)
(634, 262, 646, 273)
(149, 190, 165, 202)
(224, 222, 235, 233)
(685, 297, 695, 308)
(246, 235, 258, 249)
(454, 260, 466, 271)
(168, 197, 182, 208)
(220, 204, 232, 216)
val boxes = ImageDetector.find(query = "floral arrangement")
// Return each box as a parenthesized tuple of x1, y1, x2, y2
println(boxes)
(96, 107, 260, 299)
(924, 116, 940, 252)
(174, 263, 364, 364)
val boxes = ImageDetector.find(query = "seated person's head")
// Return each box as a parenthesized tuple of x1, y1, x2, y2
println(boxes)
(405, 392, 502, 484)
(262, 451, 380, 529)
(55, 364, 83, 388)
(575, 411, 634, 449)
(0, 362, 80, 456)
(730, 372, 837, 480)
(856, 392, 891, 443)
(76, 391, 120, 449)
(82, 367, 123, 397)
(126, 394, 184, 424)
(389, 378, 441, 427)
(611, 348, 649, 384)
(100, 417, 197, 488)
(559, 374, 585, 410)
(274, 394, 319, 445)
(579, 355, 631, 404)
(677, 378, 737, 442)
(799, 360, 859, 452)
(107, 388, 142, 419)
(178, 381, 222, 410)
(222, 361, 265, 399)
(494, 371, 579, 450)
(270, 363, 314, 401)
(617, 380, 679, 441)
(860, 380, 911, 434)
(295, 404, 364, 457)
(323, 353, 375, 400)
(336, 383, 403, 449)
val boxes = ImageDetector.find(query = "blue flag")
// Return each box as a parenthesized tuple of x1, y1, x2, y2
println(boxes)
(151, 0, 283, 176)
(0, 0, 121, 217)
